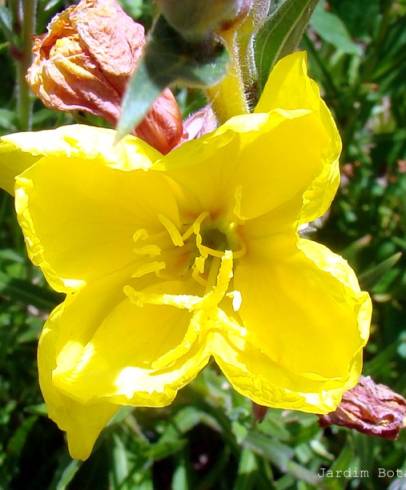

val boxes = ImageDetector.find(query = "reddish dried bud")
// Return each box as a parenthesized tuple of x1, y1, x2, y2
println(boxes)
(319, 376, 406, 440)
(27, 0, 183, 154)
(136, 88, 183, 155)
(252, 402, 268, 423)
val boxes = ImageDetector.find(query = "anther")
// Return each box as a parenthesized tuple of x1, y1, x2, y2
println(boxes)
(182, 211, 209, 241)
(158, 214, 184, 246)
(132, 261, 166, 278)
(132, 228, 161, 257)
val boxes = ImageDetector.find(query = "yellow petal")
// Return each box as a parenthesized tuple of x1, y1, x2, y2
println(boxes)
(255, 51, 342, 224)
(213, 236, 371, 412)
(213, 325, 363, 413)
(13, 134, 179, 293)
(228, 111, 332, 220)
(38, 267, 146, 459)
(160, 108, 333, 221)
(47, 274, 210, 409)
(158, 52, 340, 224)
(256, 51, 322, 113)
(0, 141, 39, 195)
(39, 304, 118, 461)
(0, 124, 160, 195)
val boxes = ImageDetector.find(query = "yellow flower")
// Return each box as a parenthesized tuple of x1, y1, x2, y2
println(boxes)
(0, 52, 371, 460)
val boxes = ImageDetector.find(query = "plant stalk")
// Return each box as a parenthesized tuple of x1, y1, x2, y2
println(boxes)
(236, 0, 271, 105)
(15, 0, 37, 130)
(205, 30, 249, 123)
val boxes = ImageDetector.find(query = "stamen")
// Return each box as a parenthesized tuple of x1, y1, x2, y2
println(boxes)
(232, 241, 247, 259)
(132, 228, 161, 257)
(133, 245, 161, 257)
(182, 211, 209, 241)
(200, 244, 225, 258)
(158, 214, 184, 247)
(227, 290, 242, 312)
(124, 251, 233, 312)
(207, 257, 221, 291)
(192, 255, 208, 287)
(194, 255, 206, 275)
(192, 270, 208, 287)
(200, 250, 233, 309)
(131, 261, 166, 278)
(133, 229, 149, 243)
(124, 284, 201, 310)
(190, 217, 221, 286)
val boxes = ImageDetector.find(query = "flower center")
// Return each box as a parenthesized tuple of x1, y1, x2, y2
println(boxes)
(124, 212, 245, 314)
(183, 213, 246, 289)
(128, 211, 246, 293)
(201, 228, 229, 252)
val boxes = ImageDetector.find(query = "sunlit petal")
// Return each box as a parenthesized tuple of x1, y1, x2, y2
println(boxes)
(256, 51, 342, 223)
(13, 138, 178, 292)
(213, 237, 371, 411)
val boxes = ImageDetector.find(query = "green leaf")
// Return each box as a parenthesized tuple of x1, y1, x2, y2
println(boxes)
(43, 0, 65, 12)
(328, 0, 380, 39)
(255, 0, 319, 91)
(0, 41, 9, 53)
(111, 434, 130, 488)
(310, 2, 361, 55)
(243, 431, 320, 486)
(0, 109, 16, 130)
(359, 252, 402, 290)
(24, 403, 48, 416)
(6, 415, 37, 458)
(243, 430, 294, 471)
(119, 0, 145, 19)
(322, 444, 357, 490)
(0, 248, 24, 263)
(364, 342, 398, 377)
(171, 453, 190, 490)
(0, 6, 15, 44)
(50, 456, 82, 490)
(117, 16, 229, 140)
(234, 448, 258, 490)
(0, 271, 63, 310)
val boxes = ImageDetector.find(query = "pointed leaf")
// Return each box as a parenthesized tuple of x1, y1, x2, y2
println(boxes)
(255, 0, 319, 91)
(0, 271, 63, 310)
(117, 16, 229, 140)
(359, 252, 402, 290)
(50, 456, 82, 490)
(310, 2, 361, 55)
(0, 6, 16, 44)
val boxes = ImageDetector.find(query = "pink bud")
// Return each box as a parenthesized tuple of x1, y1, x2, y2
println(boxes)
(180, 105, 218, 144)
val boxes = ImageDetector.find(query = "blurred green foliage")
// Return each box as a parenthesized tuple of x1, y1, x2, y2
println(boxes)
(0, 0, 406, 488)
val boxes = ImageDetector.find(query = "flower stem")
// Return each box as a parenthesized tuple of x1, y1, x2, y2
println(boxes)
(236, 0, 271, 102)
(205, 30, 249, 123)
(15, 0, 37, 130)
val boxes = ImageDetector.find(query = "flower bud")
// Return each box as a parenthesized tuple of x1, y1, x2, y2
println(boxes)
(27, 0, 183, 154)
(157, 0, 252, 41)
(252, 402, 268, 423)
(136, 88, 184, 154)
(319, 376, 406, 440)
(180, 105, 218, 143)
